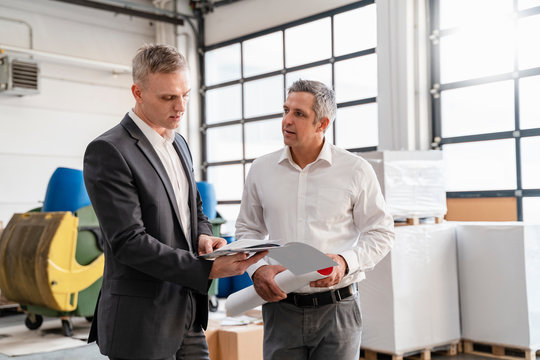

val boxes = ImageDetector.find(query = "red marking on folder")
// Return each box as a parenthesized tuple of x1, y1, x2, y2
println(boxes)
(317, 267, 333, 276)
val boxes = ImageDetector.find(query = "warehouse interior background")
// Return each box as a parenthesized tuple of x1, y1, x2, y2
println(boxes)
(0, 0, 540, 358)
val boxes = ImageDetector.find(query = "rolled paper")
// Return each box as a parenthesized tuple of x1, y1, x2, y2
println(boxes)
(225, 267, 334, 317)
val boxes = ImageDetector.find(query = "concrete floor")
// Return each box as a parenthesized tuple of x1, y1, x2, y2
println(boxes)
(0, 310, 537, 360)
(0, 312, 106, 360)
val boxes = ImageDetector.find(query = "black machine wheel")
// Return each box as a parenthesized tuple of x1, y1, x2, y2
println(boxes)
(25, 314, 43, 330)
(61, 319, 73, 337)
(209, 295, 219, 312)
(85, 316, 93, 322)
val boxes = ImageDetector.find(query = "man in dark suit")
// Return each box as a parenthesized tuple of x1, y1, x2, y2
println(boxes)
(83, 44, 266, 360)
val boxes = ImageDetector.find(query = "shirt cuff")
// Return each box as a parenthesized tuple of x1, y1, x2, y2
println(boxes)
(247, 258, 269, 278)
(339, 249, 359, 274)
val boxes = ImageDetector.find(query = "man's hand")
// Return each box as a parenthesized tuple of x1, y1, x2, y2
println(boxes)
(209, 251, 268, 279)
(198, 234, 227, 255)
(252, 265, 288, 302)
(310, 254, 347, 288)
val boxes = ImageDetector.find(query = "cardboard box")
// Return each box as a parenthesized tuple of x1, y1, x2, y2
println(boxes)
(205, 319, 264, 360)
(218, 325, 264, 360)
(456, 223, 540, 349)
(359, 224, 461, 354)
(446, 197, 517, 221)
(360, 151, 446, 219)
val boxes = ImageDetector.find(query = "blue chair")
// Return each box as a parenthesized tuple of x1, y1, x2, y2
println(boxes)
(42, 167, 91, 213)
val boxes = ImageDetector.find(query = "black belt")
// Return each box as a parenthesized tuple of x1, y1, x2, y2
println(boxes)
(280, 284, 357, 308)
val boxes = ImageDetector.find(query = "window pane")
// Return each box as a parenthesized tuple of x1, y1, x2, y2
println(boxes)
(441, 81, 515, 137)
(205, 44, 241, 86)
(518, 0, 540, 10)
(207, 164, 243, 201)
(243, 32, 283, 77)
(518, 14, 540, 70)
(439, 22, 514, 83)
(521, 136, 540, 189)
(245, 118, 283, 159)
(286, 64, 332, 90)
(520, 75, 540, 129)
(335, 54, 377, 103)
(206, 125, 242, 163)
(443, 139, 516, 191)
(334, 5, 376, 56)
(439, 0, 513, 30)
(335, 103, 378, 149)
(244, 75, 284, 118)
(216, 204, 241, 235)
(523, 197, 540, 223)
(206, 85, 242, 125)
(285, 18, 331, 68)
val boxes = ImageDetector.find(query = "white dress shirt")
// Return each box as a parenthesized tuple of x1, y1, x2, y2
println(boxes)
(236, 140, 394, 293)
(129, 110, 191, 242)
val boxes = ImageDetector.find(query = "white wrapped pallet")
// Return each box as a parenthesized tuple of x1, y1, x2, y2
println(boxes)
(457, 223, 540, 352)
(358, 224, 460, 355)
(360, 151, 446, 220)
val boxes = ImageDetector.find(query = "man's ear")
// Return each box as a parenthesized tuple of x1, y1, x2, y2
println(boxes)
(318, 117, 330, 133)
(132, 83, 143, 103)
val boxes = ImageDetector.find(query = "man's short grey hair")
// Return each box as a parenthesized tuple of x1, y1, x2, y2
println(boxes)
(288, 79, 337, 126)
(132, 44, 188, 85)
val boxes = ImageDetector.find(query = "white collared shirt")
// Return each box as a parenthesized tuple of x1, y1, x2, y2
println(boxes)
(236, 140, 394, 293)
(129, 110, 191, 243)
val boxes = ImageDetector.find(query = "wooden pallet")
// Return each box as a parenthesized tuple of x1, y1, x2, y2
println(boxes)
(462, 340, 540, 360)
(394, 216, 445, 226)
(360, 342, 460, 360)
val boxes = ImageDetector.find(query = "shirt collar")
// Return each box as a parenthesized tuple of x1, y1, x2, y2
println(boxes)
(278, 138, 333, 167)
(129, 109, 175, 146)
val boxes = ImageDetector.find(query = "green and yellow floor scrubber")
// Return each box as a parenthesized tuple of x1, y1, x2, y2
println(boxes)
(0, 167, 103, 336)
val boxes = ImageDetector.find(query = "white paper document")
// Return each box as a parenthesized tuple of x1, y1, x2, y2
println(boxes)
(225, 267, 334, 317)
(199, 238, 281, 259)
(201, 240, 337, 276)
(223, 240, 338, 316)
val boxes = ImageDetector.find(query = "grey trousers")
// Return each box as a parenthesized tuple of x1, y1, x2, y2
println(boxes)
(262, 293, 362, 360)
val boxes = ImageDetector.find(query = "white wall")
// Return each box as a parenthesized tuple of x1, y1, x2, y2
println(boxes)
(204, 0, 359, 46)
(0, 0, 157, 225)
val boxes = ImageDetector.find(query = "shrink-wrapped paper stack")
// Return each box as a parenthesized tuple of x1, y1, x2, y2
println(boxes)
(360, 151, 446, 220)
(359, 224, 460, 355)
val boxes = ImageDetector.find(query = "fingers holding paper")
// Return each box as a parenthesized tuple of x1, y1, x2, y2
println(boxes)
(209, 250, 268, 279)
(310, 254, 347, 288)
(252, 264, 288, 302)
(198, 234, 227, 255)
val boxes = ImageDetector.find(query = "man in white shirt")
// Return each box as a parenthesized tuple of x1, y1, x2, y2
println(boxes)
(84, 44, 266, 360)
(236, 79, 395, 360)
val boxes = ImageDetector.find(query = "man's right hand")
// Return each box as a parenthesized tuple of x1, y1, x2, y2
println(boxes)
(209, 251, 268, 279)
(251, 265, 288, 302)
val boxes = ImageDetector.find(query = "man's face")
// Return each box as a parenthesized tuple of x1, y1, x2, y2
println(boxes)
(132, 70, 190, 135)
(282, 91, 326, 150)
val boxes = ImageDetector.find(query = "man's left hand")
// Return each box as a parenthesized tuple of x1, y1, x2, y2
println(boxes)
(310, 253, 347, 288)
(198, 234, 227, 255)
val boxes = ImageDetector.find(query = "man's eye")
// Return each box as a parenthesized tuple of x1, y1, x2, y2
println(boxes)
(296, 112, 304, 117)
(283, 109, 289, 114)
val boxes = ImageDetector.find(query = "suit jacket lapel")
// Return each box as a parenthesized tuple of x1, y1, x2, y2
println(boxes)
(120, 116, 190, 250)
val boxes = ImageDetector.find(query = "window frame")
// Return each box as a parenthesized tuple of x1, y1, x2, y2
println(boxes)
(200, 0, 377, 209)
(429, 0, 540, 221)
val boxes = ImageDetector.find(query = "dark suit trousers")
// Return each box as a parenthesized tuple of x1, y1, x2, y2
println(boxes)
(109, 292, 209, 360)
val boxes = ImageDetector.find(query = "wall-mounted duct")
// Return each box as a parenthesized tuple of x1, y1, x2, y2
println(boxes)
(0, 55, 40, 96)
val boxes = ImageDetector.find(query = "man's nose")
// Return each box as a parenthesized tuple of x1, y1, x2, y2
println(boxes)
(174, 97, 186, 112)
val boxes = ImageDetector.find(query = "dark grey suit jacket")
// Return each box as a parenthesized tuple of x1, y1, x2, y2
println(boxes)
(83, 114, 213, 359)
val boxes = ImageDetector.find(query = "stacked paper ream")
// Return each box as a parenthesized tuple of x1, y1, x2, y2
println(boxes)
(457, 222, 540, 349)
(358, 224, 460, 354)
(360, 151, 447, 219)
(225, 267, 333, 317)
